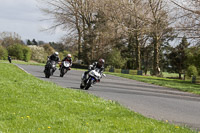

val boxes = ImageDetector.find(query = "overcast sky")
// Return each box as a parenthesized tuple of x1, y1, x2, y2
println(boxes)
(0, 0, 66, 42)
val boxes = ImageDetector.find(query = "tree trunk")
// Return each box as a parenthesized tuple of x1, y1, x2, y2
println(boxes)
(75, 13, 82, 60)
(179, 73, 182, 79)
(135, 35, 141, 70)
(153, 36, 159, 76)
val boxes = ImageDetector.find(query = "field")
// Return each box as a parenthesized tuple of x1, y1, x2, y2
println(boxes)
(0, 63, 194, 132)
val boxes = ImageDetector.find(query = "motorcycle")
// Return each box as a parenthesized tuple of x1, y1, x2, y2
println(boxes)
(44, 57, 57, 78)
(80, 68, 106, 90)
(60, 61, 71, 77)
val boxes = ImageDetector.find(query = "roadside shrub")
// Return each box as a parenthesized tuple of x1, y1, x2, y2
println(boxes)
(42, 44, 55, 55)
(22, 46, 31, 62)
(106, 49, 126, 69)
(28, 45, 47, 63)
(7, 44, 24, 60)
(0, 45, 8, 60)
(186, 65, 198, 77)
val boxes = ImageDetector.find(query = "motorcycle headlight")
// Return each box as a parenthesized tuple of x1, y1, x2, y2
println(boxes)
(52, 64, 56, 67)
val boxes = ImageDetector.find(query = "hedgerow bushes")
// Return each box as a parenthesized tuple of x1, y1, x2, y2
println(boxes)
(7, 44, 31, 62)
(0, 45, 8, 60)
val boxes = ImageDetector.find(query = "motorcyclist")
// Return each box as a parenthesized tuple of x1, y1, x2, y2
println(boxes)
(8, 56, 12, 63)
(82, 58, 105, 80)
(44, 52, 60, 73)
(60, 54, 72, 70)
(49, 52, 60, 63)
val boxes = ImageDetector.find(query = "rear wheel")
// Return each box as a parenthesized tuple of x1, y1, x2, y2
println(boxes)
(60, 68, 64, 77)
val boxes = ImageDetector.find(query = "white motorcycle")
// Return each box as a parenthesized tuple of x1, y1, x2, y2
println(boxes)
(60, 61, 71, 77)
(80, 68, 106, 90)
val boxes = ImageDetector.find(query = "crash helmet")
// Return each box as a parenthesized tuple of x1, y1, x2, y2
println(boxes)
(54, 52, 59, 56)
(67, 54, 72, 58)
(98, 58, 105, 67)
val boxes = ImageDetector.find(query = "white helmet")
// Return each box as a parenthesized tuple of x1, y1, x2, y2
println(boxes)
(67, 54, 71, 58)
(54, 52, 59, 56)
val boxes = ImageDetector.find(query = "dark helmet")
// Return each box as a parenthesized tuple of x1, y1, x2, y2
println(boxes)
(98, 58, 105, 67)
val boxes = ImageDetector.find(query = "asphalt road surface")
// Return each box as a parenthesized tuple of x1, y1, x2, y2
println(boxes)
(16, 64, 200, 130)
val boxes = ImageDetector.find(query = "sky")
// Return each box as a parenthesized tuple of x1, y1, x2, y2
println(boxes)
(0, 0, 66, 43)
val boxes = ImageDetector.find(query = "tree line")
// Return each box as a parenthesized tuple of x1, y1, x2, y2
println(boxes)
(1, 0, 200, 79)
(39, 0, 200, 78)
(0, 32, 72, 63)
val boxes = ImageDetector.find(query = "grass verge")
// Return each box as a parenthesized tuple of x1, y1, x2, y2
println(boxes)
(0, 63, 195, 132)
(0, 60, 45, 66)
(105, 72, 200, 95)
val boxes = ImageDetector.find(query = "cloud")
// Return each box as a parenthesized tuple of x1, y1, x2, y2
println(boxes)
(0, 0, 65, 42)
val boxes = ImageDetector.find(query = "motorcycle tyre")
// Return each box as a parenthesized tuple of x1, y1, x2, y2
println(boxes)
(50, 69, 54, 76)
(85, 80, 92, 90)
(45, 71, 50, 78)
(80, 83, 84, 89)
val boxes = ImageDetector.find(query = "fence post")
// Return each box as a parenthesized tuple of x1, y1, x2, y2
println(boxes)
(137, 70, 143, 75)
(192, 76, 196, 83)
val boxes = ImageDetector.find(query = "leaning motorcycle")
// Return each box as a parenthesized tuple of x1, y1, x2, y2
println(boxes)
(80, 68, 106, 90)
(44, 58, 57, 78)
(60, 61, 71, 77)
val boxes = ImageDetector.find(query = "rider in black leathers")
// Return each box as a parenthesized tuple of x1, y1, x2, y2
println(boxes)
(82, 58, 105, 80)
(49, 52, 60, 63)
(44, 52, 60, 73)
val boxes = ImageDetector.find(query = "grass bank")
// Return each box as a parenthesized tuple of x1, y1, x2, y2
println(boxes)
(105, 72, 200, 95)
(0, 63, 194, 132)
(0, 60, 44, 66)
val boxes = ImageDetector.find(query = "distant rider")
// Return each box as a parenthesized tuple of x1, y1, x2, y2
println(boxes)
(8, 56, 12, 63)
(82, 58, 105, 80)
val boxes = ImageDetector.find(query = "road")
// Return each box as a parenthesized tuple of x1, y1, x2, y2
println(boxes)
(16, 64, 200, 130)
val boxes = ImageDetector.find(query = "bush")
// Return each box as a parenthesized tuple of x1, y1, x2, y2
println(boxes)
(0, 45, 8, 60)
(7, 44, 24, 60)
(28, 45, 47, 63)
(106, 49, 126, 69)
(186, 65, 198, 77)
(22, 46, 31, 62)
(42, 44, 55, 55)
(7, 44, 32, 62)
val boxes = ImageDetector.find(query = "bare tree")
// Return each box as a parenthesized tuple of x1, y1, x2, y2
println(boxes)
(146, 0, 173, 75)
(170, 0, 200, 42)
(0, 32, 22, 47)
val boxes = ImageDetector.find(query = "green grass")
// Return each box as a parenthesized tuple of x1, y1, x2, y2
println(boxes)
(0, 63, 195, 132)
(105, 72, 200, 95)
(162, 72, 180, 78)
(0, 60, 45, 66)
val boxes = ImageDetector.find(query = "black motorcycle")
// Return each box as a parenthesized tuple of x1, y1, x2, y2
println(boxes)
(44, 57, 57, 78)
(60, 61, 71, 77)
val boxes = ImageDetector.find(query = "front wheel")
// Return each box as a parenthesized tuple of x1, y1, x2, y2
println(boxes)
(85, 80, 92, 90)
(60, 69, 63, 77)
(45, 70, 50, 78)
(45, 74, 50, 78)
(80, 83, 84, 89)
